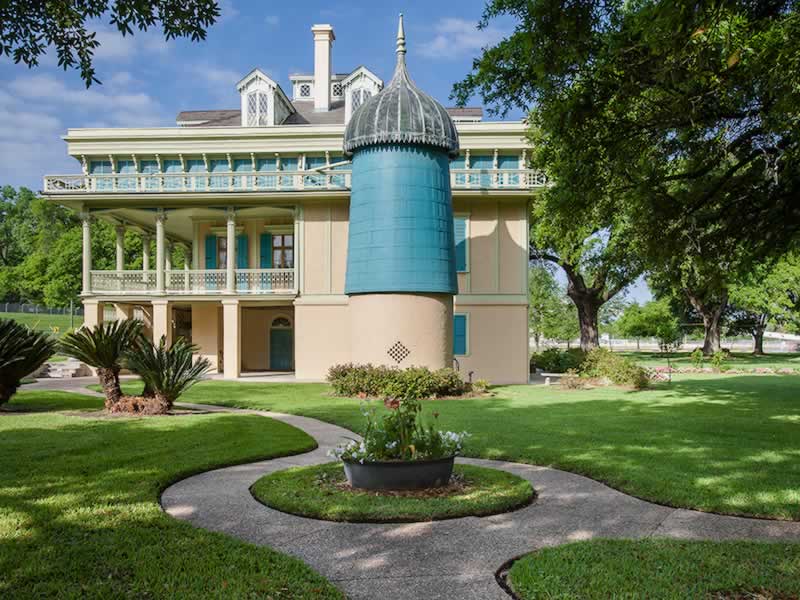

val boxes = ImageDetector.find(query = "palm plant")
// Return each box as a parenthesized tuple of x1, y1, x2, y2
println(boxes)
(60, 320, 143, 409)
(0, 319, 56, 405)
(125, 335, 210, 412)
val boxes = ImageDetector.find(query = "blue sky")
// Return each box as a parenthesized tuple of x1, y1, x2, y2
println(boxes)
(0, 0, 651, 302)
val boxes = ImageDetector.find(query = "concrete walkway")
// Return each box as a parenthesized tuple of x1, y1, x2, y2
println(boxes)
(27, 378, 800, 599)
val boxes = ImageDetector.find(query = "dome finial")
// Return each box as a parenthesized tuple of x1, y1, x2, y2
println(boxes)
(396, 13, 406, 57)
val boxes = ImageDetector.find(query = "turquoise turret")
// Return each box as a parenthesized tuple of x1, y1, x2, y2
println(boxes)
(343, 14, 459, 295)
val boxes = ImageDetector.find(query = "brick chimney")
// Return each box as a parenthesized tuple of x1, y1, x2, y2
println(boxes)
(311, 24, 335, 111)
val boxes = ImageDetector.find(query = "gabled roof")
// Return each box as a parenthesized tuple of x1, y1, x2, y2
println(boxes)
(236, 68, 294, 115)
(341, 65, 383, 88)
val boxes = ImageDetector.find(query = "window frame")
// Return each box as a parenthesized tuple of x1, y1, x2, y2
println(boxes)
(454, 213, 470, 273)
(453, 312, 469, 356)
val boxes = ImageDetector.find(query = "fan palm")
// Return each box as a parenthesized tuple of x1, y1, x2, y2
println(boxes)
(0, 319, 56, 405)
(125, 335, 210, 412)
(60, 320, 143, 409)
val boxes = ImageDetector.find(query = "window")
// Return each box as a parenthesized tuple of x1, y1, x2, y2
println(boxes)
(217, 236, 228, 268)
(272, 317, 291, 328)
(454, 216, 468, 272)
(299, 83, 311, 97)
(351, 88, 372, 111)
(332, 81, 343, 97)
(453, 314, 468, 356)
(90, 160, 113, 191)
(271, 234, 294, 268)
(247, 91, 270, 126)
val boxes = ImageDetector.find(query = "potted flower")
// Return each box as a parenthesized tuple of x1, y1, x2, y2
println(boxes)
(330, 396, 469, 490)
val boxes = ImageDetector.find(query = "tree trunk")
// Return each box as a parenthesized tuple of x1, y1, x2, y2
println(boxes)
(685, 289, 727, 356)
(0, 382, 14, 406)
(573, 295, 601, 351)
(97, 366, 122, 410)
(753, 320, 767, 355)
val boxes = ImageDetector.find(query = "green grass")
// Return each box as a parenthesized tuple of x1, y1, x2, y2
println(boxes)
(0, 311, 82, 336)
(252, 462, 534, 522)
(110, 374, 800, 519)
(0, 390, 343, 599)
(508, 539, 800, 599)
(622, 350, 800, 370)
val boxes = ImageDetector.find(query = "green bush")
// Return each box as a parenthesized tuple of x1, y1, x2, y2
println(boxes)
(530, 348, 587, 373)
(710, 350, 728, 372)
(327, 364, 468, 399)
(690, 348, 704, 369)
(0, 318, 56, 405)
(580, 348, 650, 389)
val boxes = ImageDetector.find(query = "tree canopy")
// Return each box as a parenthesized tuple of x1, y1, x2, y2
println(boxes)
(0, 0, 220, 86)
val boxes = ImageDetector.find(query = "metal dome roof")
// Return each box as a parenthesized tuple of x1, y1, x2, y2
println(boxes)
(343, 15, 460, 158)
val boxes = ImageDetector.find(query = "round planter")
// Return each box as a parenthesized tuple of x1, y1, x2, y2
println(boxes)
(343, 456, 455, 490)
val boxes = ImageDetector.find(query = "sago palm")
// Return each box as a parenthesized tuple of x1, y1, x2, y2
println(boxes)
(60, 319, 143, 409)
(125, 335, 210, 412)
(0, 319, 56, 405)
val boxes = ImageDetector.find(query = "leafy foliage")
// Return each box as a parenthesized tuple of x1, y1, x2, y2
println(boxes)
(125, 335, 210, 409)
(616, 300, 682, 351)
(327, 364, 468, 399)
(580, 348, 650, 389)
(528, 264, 581, 348)
(530, 348, 586, 373)
(0, 318, 55, 404)
(0, 0, 221, 86)
(59, 319, 142, 407)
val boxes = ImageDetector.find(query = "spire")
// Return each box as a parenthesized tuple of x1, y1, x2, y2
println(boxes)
(396, 13, 406, 57)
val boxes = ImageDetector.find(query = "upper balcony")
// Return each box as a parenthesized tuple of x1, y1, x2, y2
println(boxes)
(43, 167, 546, 195)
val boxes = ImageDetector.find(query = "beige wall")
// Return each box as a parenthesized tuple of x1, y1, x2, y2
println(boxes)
(241, 306, 295, 371)
(453, 197, 528, 296)
(191, 303, 221, 372)
(453, 303, 529, 384)
(294, 301, 351, 380)
(301, 200, 349, 294)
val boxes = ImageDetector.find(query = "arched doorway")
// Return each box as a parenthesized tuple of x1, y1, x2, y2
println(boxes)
(269, 316, 293, 371)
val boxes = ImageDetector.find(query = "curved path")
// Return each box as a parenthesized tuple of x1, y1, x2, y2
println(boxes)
(154, 402, 800, 600)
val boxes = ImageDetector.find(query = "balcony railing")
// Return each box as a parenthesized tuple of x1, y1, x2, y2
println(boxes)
(44, 168, 545, 194)
(89, 269, 296, 295)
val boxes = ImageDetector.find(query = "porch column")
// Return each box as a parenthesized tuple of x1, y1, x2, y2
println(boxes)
(83, 299, 103, 329)
(155, 210, 166, 293)
(115, 224, 125, 271)
(114, 303, 133, 321)
(165, 241, 173, 272)
(151, 299, 172, 345)
(226, 208, 236, 293)
(222, 299, 240, 378)
(183, 244, 191, 291)
(142, 233, 151, 274)
(80, 212, 92, 295)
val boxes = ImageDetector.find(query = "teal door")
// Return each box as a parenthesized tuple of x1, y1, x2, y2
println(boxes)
(269, 327, 293, 371)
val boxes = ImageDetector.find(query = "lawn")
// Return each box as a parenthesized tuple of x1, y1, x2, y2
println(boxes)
(508, 539, 800, 599)
(0, 311, 82, 336)
(113, 373, 800, 519)
(622, 350, 800, 370)
(0, 391, 343, 598)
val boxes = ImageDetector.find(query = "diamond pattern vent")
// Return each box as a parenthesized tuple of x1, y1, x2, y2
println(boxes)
(387, 341, 410, 364)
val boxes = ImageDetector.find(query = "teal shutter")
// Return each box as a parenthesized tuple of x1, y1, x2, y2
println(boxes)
(204, 234, 217, 269)
(453, 314, 467, 355)
(236, 234, 248, 269)
(454, 216, 467, 272)
(260, 233, 273, 268)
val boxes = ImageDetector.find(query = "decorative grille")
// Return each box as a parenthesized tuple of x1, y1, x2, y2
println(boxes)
(247, 92, 257, 126)
(332, 82, 343, 97)
(258, 92, 269, 126)
(387, 341, 410, 364)
(299, 84, 311, 97)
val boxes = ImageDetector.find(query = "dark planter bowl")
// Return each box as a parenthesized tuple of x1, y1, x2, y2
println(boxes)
(343, 456, 455, 491)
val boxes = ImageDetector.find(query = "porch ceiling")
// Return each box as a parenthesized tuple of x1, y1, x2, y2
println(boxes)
(90, 205, 294, 243)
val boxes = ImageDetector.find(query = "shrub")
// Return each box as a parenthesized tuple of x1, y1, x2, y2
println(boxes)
(60, 319, 143, 409)
(530, 348, 586, 373)
(580, 348, 650, 389)
(473, 378, 491, 393)
(690, 348, 704, 369)
(710, 350, 728, 373)
(560, 369, 584, 390)
(125, 335, 211, 412)
(0, 319, 56, 405)
(327, 364, 467, 398)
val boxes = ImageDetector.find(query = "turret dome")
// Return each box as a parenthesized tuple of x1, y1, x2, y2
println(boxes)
(343, 14, 459, 158)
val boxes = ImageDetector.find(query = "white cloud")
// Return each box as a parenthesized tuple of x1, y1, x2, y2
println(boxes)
(265, 15, 280, 26)
(418, 18, 505, 60)
(188, 64, 241, 87)
(93, 27, 170, 62)
(217, 0, 240, 23)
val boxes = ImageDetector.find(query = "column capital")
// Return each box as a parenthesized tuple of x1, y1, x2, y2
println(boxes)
(79, 211, 94, 224)
(226, 207, 236, 222)
(141, 232, 152, 241)
(155, 209, 168, 223)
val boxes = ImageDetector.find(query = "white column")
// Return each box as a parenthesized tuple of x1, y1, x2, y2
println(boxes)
(81, 212, 92, 295)
(151, 299, 172, 345)
(142, 233, 151, 273)
(83, 299, 103, 329)
(155, 210, 166, 293)
(222, 299, 240, 378)
(192, 222, 200, 269)
(183, 247, 190, 291)
(115, 225, 125, 272)
(226, 208, 236, 293)
(165, 241, 173, 271)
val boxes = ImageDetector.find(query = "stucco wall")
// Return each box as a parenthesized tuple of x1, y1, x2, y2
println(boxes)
(350, 293, 453, 370)
(452, 303, 529, 384)
(191, 302, 221, 372)
(301, 200, 349, 294)
(294, 301, 351, 379)
(240, 306, 295, 371)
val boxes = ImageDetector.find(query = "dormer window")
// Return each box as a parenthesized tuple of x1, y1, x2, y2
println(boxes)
(342, 66, 383, 124)
(351, 88, 371, 111)
(237, 68, 294, 127)
(247, 91, 270, 126)
(332, 81, 343, 98)
(299, 84, 311, 98)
